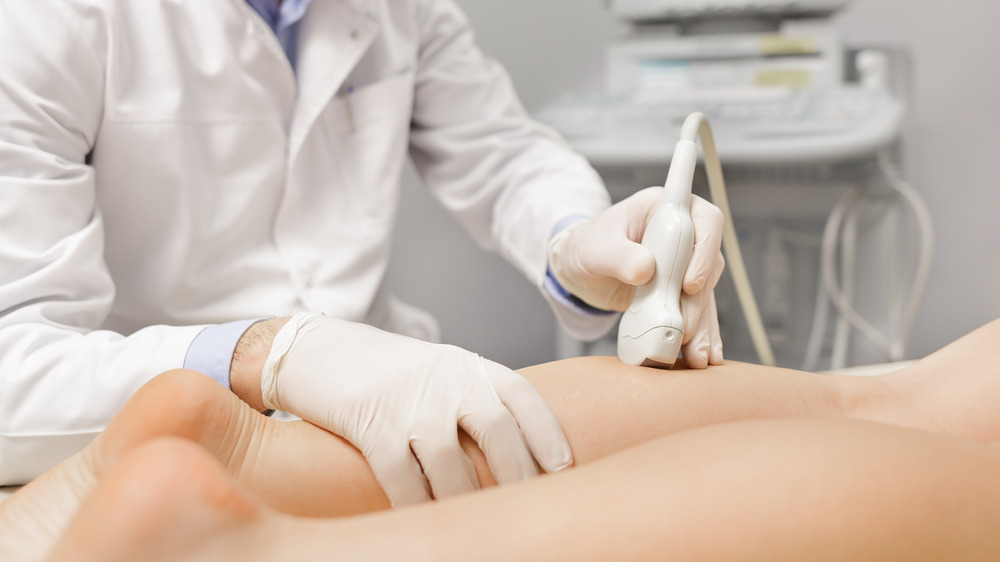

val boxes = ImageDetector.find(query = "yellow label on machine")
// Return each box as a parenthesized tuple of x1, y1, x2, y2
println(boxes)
(755, 69, 812, 88)
(758, 36, 818, 55)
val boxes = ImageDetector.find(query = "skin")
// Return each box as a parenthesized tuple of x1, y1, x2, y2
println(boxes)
(5, 318, 1000, 560)
(48, 420, 1000, 561)
(0, 353, 872, 561)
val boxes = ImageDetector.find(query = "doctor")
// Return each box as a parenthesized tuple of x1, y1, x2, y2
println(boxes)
(0, 0, 725, 504)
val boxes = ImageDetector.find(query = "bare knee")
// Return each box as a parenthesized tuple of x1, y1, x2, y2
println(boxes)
(100, 369, 237, 458)
(144, 369, 225, 405)
(133, 370, 229, 428)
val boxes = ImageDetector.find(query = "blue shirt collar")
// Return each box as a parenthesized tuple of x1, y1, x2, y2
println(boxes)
(245, 0, 311, 32)
(245, 0, 312, 69)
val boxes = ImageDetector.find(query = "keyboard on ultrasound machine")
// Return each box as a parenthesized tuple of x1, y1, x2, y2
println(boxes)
(536, 86, 891, 141)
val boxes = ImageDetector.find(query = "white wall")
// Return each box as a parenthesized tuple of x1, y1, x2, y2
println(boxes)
(384, 0, 616, 369)
(386, 0, 1000, 368)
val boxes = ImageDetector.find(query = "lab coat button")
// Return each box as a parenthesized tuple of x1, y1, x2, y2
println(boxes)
(350, 29, 359, 40)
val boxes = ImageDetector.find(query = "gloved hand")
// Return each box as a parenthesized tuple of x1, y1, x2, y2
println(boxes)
(548, 187, 725, 367)
(260, 312, 572, 506)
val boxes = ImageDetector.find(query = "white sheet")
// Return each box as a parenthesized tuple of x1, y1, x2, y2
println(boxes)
(823, 360, 915, 377)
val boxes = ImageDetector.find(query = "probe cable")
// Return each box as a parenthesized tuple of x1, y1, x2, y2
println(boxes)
(804, 149, 933, 369)
(682, 113, 777, 367)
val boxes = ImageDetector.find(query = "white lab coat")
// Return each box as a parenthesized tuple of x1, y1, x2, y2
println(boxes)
(0, 0, 614, 484)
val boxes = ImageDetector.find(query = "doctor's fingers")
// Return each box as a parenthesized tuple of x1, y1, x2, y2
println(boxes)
(477, 358, 573, 475)
(706, 292, 724, 365)
(365, 441, 434, 507)
(407, 425, 481, 500)
(680, 255, 725, 343)
(681, 290, 724, 369)
(458, 400, 540, 486)
(683, 195, 725, 295)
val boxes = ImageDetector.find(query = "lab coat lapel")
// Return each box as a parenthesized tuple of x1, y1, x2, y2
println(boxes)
(289, 0, 379, 168)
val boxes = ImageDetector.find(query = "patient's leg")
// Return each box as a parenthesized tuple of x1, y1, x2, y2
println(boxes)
(0, 348, 860, 531)
(49, 419, 1000, 562)
(0, 356, 860, 560)
(516, 316, 1000, 463)
(15, 317, 1000, 558)
(870, 316, 1000, 441)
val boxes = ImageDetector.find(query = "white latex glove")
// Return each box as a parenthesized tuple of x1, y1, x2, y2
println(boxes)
(549, 187, 725, 367)
(260, 313, 572, 506)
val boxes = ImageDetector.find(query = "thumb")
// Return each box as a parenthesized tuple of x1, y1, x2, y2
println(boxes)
(588, 240, 655, 286)
(683, 195, 724, 294)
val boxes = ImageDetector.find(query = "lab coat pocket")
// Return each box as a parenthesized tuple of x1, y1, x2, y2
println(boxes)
(320, 70, 415, 233)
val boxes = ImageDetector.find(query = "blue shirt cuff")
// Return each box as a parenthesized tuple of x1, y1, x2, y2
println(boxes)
(551, 214, 591, 239)
(544, 214, 616, 317)
(184, 319, 265, 390)
(543, 268, 617, 317)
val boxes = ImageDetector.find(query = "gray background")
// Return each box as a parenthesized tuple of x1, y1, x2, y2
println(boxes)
(386, 0, 1000, 369)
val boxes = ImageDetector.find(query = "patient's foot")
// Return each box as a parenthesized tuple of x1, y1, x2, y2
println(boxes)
(0, 369, 265, 562)
(46, 438, 283, 562)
